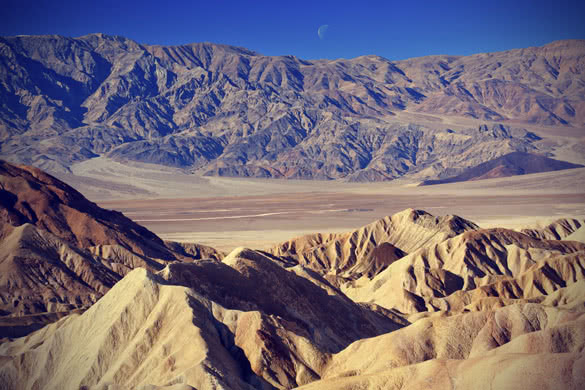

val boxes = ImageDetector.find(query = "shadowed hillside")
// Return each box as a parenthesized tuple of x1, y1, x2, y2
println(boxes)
(0, 160, 220, 332)
(421, 151, 584, 185)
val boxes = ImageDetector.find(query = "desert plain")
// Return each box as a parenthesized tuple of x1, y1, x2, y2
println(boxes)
(57, 157, 585, 251)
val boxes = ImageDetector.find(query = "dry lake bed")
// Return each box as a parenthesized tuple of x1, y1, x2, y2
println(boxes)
(81, 162, 585, 251)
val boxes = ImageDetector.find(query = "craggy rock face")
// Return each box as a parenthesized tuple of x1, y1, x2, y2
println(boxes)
(1, 35, 584, 180)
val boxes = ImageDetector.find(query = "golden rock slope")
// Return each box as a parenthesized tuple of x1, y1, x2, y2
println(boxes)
(1, 163, 584, 389)
(269, 208, 479, 283)
(0, 248, 404, 390)
(1, 215, 584, 389)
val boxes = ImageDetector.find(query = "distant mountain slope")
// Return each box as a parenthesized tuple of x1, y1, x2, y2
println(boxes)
(420, 152, 584, 185)
(1, 34, 584, 180)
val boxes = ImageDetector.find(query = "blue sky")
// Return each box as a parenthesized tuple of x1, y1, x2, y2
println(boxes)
(2, 0, 585, 60)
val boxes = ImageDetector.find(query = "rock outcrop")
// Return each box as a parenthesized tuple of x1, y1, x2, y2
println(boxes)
(269, 208, 478, 283)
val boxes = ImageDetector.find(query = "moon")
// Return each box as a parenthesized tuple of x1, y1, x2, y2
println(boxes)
(318, 25, 329, 40)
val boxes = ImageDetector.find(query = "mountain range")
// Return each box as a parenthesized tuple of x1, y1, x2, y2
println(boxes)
(1, 161, 584, 389)
(1, 33, 585, 389)
(1, 34, 584, 181)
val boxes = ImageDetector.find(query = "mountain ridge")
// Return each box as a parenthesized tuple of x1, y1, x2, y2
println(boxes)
(1, 34, 584, 180)
(0, 160, 221, 330)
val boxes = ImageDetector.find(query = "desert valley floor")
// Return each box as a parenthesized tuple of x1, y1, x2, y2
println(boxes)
(60, 158, 585, 251)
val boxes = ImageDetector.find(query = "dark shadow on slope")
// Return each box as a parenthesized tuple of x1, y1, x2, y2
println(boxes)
(187, 296, 276, 390)
(421, 152, 584, 186)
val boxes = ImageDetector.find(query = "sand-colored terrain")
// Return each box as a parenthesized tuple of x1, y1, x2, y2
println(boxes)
(64, 156, 585, 200)
(108, 190, 585, 252)
(2, 161, 585, 389)
(80, 159, 585, 251)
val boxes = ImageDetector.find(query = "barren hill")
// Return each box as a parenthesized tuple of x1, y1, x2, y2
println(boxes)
(345, 227, 585, 314)
(1, 34, 584, 180)
(1, 224, 584, 389)
(298, 294, 585, 389)
(0, 160, 173, 258)
(0, 160, 220, 332)
(421, 151, 584, 185)
(520, 217, 584, 240)
(269, 208, 479, 283)
(0, 254, 405, 390)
